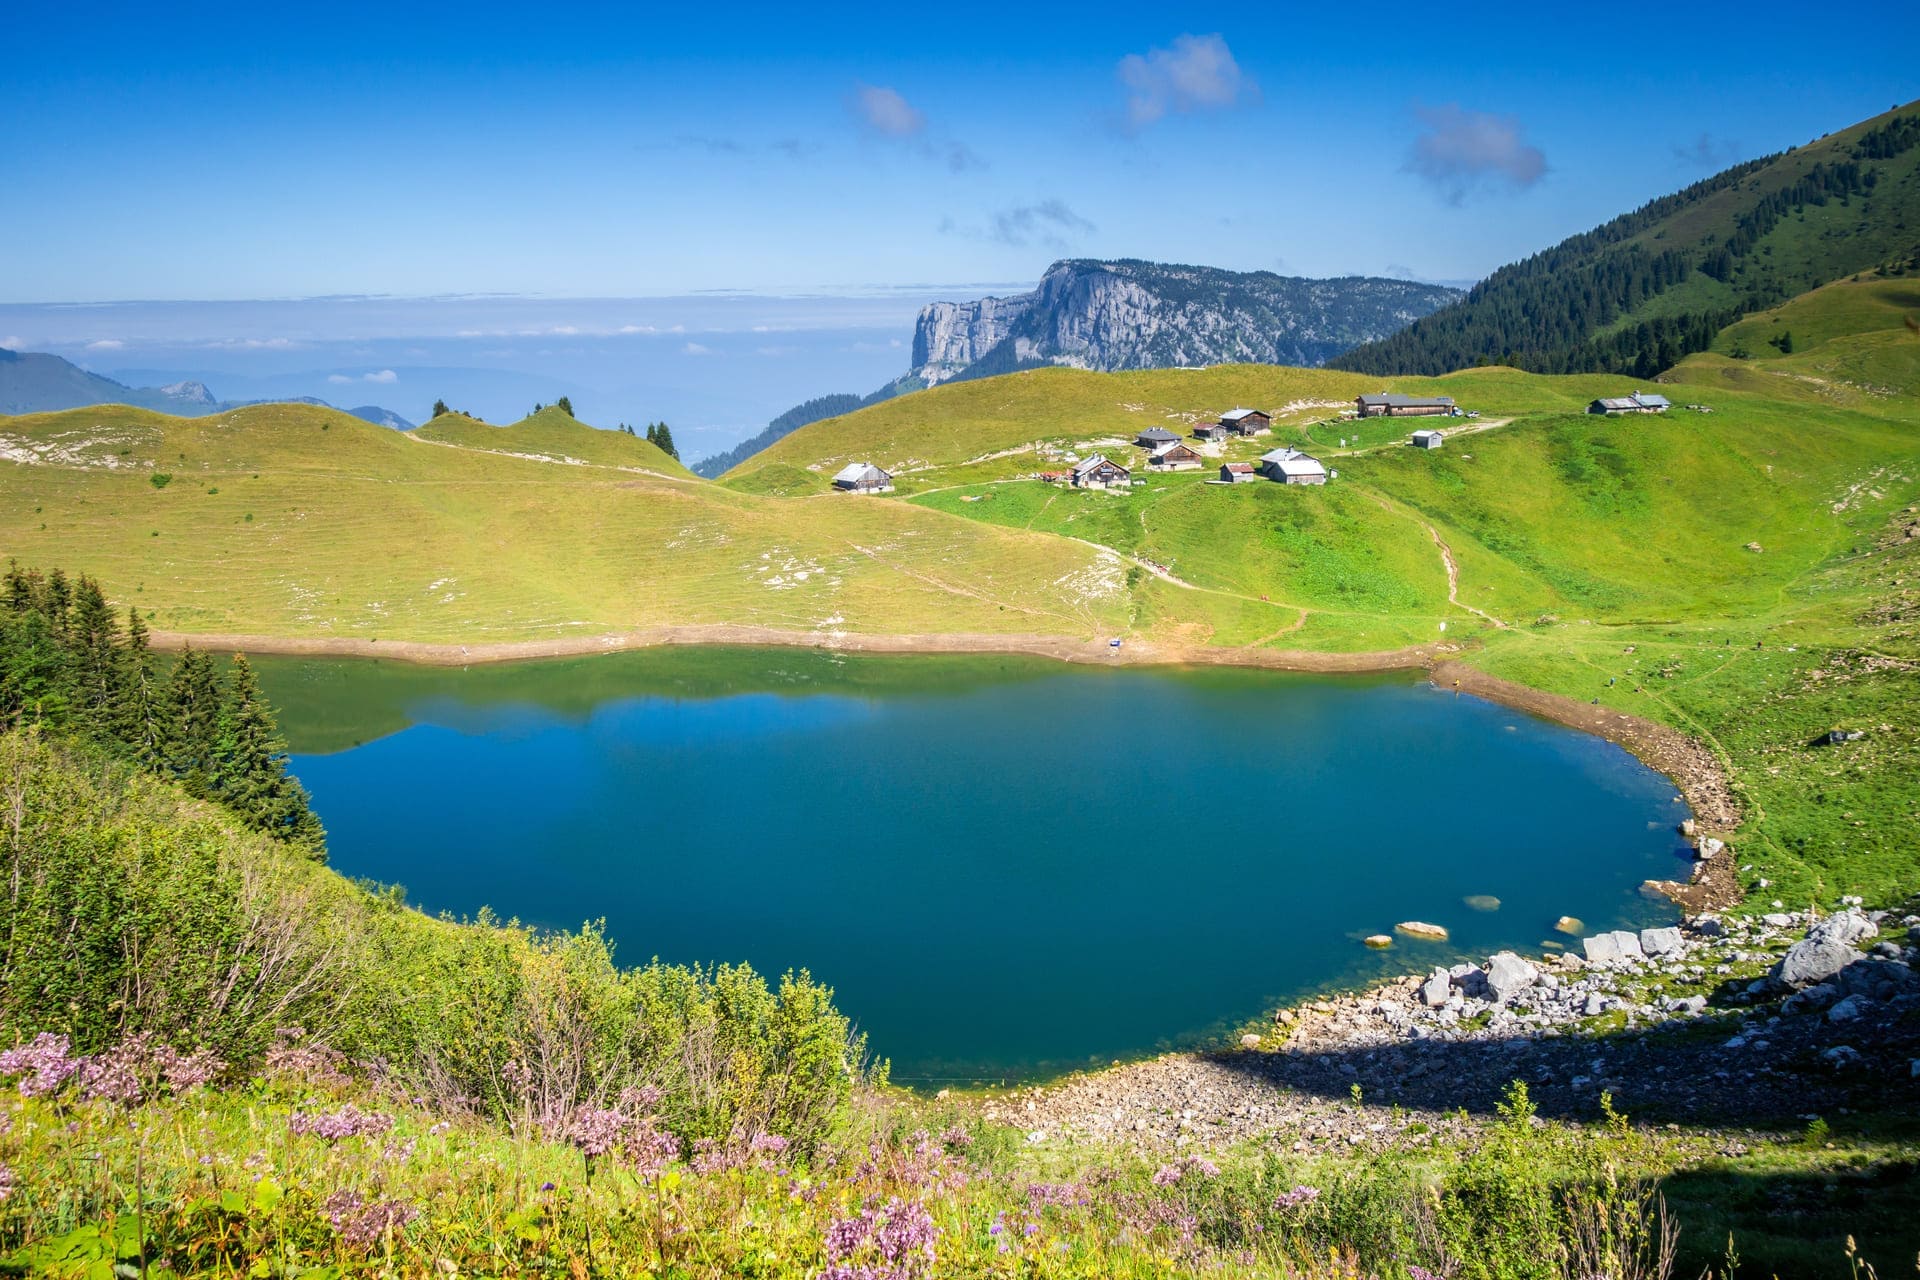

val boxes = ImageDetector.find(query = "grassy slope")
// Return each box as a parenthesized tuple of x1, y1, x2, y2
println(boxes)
(0, 401, 1128, 642)
(415, 405, 698, 478)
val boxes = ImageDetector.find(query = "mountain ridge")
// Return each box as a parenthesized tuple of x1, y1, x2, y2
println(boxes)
(0, 347, 414, 428)
(1331, 99, 1920, 378)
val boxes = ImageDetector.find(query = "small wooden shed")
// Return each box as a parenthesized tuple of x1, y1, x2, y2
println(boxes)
(831, 462, 895, 493)
(1135, 426, 1182, 449)
(1260, 448, 1328, 485)
(1220, 408, 1273, 435)
(1147, 441, 1204, 471)
(1220, 461, 1257, 483)
(1410, 429, 1445, 449)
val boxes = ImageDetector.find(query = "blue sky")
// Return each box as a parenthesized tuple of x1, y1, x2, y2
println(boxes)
(6, 1, 1915, 301)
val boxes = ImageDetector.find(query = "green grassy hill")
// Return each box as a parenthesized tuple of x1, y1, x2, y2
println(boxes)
(1331, 100, 1920, 378)
(0, 401, 1129, 643)
(415, 405, 697, 478)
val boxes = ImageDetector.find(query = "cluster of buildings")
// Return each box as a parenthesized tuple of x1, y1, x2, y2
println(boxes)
(832, 391, 1489, 498)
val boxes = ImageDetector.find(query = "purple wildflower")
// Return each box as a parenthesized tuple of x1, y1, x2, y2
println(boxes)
(1151, 1155, 1220, 1187)
(289, 1104, 395, 1142)
(617, 1084, 663, 1111)
(938, 1125, 973, 1149)
(1026, 1181, 1088, 1210)
(750, 1132, 789, 1154)
(540, 1181, 555, 1192)
(264, 1030, 350, 1087)
(324, 1190, 420, 1249)
(1408, 1268, 1445, 1280)
(0, 1162, 14, 1202)
(566, 1107, 623, 1158)
(1273, 1184, 1321, 1211)
(0, 1033, 83, 1097)
(155, 1045, 224, 1091)
(872, 1198, 938, 1270)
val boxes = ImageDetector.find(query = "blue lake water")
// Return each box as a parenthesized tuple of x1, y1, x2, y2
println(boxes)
(260, 649, 1688, 1083)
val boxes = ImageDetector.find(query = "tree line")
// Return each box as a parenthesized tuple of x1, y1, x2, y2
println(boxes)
(0, 563, 324, 856)
(1332, 114, 1920, 378)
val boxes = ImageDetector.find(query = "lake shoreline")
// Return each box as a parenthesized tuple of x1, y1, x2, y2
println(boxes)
(152, 626, 1740, 853)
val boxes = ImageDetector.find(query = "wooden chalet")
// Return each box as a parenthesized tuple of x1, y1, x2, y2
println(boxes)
(1219, 407, 1272, 435)
(1410, 429, 1445, 450)
(1135, 426, 1183, 449)
(1356, 393, 1456, 418)
(1219, 461, 1257, 483)
(1070, 455, 1131, 489)
(1192, 421, 1233, 442)
(1260, 447, 1328, 485)
(831, 462, 895, 493)
(1589, 392, 1671, 415)
(1147, 441, 1204, 471)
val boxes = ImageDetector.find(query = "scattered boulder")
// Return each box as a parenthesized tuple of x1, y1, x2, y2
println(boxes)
(1395, 921, 1449, 941)
(1553, 916, 1584, 935)
(1485, 952, 1538, 1003)
(1462, 895, 1501, 912)
(1820, 1045, 1862, 1070)
(1420, 970, 1451, 1008)
(1362, 935, 1393, 949)
(1694, 837, 1726, 861)
(1582, 930, 1645, 965)
(1239, 1033, 1263, 1048)
(1773, 909, 1880, 988)
(1668, 995, 1708, 1016)
(1640, 926, 1685, 957)
(1827, 995, 1867, 1023)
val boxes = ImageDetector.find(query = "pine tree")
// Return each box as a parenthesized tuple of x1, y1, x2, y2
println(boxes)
(161, 648, 223, 797)
(0, 608, 72, 726)
(651, 422, 679, 459)
(213, 654, 326, 855)
(555, 395, 574, 417)
(432, 398, 450, 418)
(67, 576, 125, 735)
(116, 608, 164, 766)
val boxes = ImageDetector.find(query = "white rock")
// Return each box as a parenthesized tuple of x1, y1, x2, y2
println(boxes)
(1827, 995, 1867, 1023)
(1640, 926, 1685, 957)
(1485, 952, 1539, 1002)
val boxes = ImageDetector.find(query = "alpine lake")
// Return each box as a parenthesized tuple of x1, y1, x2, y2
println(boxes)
(256, 647, 1690, 1086)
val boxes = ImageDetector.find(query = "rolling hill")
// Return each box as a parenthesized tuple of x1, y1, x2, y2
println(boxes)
(1331, 100, 1920, 378)
(0, 347, 415, 426)
(0, 401, 1132, 645)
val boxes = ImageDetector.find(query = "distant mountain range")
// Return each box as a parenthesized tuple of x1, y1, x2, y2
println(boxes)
(1333, 99, 1920, 377)
(697, 259, 1460, 473)
(0, 349, 414, 428)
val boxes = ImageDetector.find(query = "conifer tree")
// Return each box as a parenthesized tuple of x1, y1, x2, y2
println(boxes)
(555, 395, 574, 417)
(213, 654, 326, 856)
(116, 608, 164, 767)
(161, 648, 223, 798)
(67, 576, 124, 732)
(432, 398, 450, 418)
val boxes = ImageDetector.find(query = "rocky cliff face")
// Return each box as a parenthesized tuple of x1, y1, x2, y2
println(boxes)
(906, 260, 1463, 388)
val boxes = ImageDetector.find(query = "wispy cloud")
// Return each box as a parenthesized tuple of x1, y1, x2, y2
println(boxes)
(364, 369, 397, 384)
(943, 201, 1097, 252)
(1673, 131, 1740, 170)
(1116, 34, 1256, 132)
(1405, 103, 1547, 204)
(682, 341, 714, 356)
(851, 84, 925, 138)
(992, 201, 1095, 249)
(0, 336, 24, 351)
(327, 373, 352, 384)
(848, 83, 985, 171)
(84, 338, 124, 351)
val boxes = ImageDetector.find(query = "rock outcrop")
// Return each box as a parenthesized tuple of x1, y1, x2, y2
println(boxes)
(905, 260, 1463, 389)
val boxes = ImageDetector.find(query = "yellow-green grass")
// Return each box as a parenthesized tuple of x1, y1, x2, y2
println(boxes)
(728, 362, 1723, 495)
(1670, 276, 1920, 410)
(415, 404, 697, 477)
(0, 402, 1129, 642)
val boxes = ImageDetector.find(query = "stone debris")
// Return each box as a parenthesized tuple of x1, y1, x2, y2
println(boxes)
(1000, 907, 1920, 1153)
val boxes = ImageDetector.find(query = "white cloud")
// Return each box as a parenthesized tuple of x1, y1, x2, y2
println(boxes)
(754, 344, 799, 357)
(1117, 34, 1255, 131)
(0, 336, 22, 351)
(848, 83, 984, 170)
(364, 369, 398, 384)
(1405, 103, 1547, 204)
(327, 373, 353, 384)
(852, 84, 925, 138)
(990, 200, 1097, 250)
(85, 338, 124, 351)
(682, 342, 714, 356)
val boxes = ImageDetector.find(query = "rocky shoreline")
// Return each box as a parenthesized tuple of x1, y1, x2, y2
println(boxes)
(992, 906, 1920, 1152)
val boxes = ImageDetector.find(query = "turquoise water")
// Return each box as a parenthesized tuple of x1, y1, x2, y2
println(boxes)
(262, 649, 1687, 1083)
